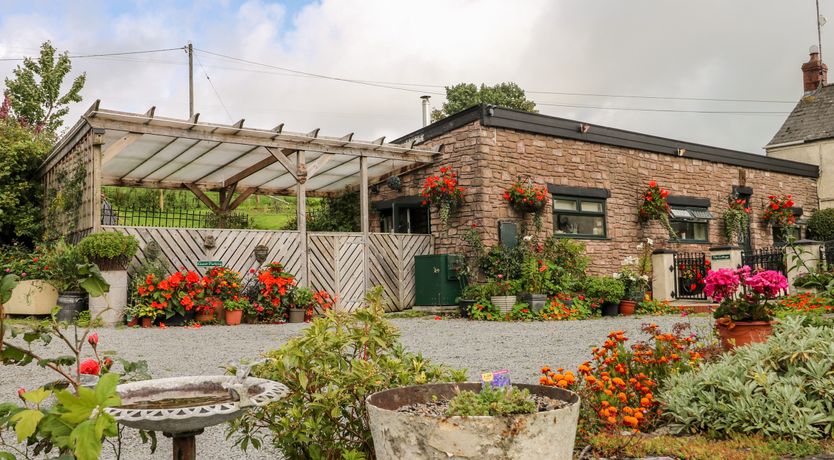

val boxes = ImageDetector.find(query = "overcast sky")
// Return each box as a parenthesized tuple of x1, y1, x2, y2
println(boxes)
(0, 0, 829, 153)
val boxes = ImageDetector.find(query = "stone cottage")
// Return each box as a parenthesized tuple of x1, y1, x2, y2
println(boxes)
(372, 104, 819, 275)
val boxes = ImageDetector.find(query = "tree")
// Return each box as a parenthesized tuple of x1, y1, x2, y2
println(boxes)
(431, 82, 537, 121)
(0, 98, 51, 244)
(4, 41, 86, 134)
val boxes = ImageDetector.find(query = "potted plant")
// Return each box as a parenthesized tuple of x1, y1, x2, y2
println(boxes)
(77, 232, 139, 326)
(637, 180, 676, 239)
(224, 297, 248, 325)
(203, 266, 241, 325)
(366, 383, 580, 459)
(458, 284, 484, 317)
(419, 166, 464, 227)
(519, 257, 550, 313)
(50, 240, 90, 323)
(195, 301, 217, 323)
(613, 265, 649, 316)
(486, 277, 519, 314)
(503, 177, 549, 231)
(723, 194, 751, 245)
(0, 245, 58, 316)
(288, 286, 314, 323)
(705, 266, 786, 350)
(583, 275, 625, 316)
(135, 304, 160, 328)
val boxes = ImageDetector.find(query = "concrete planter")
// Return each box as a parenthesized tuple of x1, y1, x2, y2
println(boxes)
(89, 270, 128, 327)
(519, 293, 547, 313)
(490, 296, 516, 314)
(367, 383, 580, 460)
(2, 280, 58, 315)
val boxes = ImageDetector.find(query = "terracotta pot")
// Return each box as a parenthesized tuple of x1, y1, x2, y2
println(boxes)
(196, 312, 216, 323)
(141, 317, 153, 328)
(619, 300, 636, 316)
(127, 317, 139, 327)
(225, 309, 243, 325)
(716, 321, 773, 350)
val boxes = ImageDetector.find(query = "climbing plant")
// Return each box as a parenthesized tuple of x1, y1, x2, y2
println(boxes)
(44, 155, 86, 240)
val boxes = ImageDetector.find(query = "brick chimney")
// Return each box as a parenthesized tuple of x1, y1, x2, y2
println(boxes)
(802, 46, 828, 93)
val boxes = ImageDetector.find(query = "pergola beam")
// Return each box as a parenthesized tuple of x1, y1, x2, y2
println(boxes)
(184, 183, 220, 213)
(195, 145, 261, 183)
(265, 148, 300, 181)
(306, 153, 334, 179)
(228, 187, 256, 211)
(101, 177, 336, 197)
(102, 132, 142, 165)
(223, 154, 278, 186)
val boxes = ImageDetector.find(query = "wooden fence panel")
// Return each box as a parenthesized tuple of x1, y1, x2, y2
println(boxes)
(103, 226, 432, 311)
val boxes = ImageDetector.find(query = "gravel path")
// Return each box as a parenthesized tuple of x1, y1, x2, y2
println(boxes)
(0, 314, 710, 459)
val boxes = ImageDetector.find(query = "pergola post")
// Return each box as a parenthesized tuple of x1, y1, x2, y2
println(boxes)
(91, 128, 105, 232)
(297, 150, 308, 286)
(360, 155, 369, 294)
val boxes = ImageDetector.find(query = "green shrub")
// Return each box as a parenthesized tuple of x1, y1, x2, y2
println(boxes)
(807, 208, 834, 241)
(541, 236, 589, 278)
(48, 240, 88, 292)
(229, 287, 465, 459)
(77, 232, 138, 270)
(479, 244, 525, 279)
(582, 276, 625, 303)
(661, 316, 834, 440)
(446, 385, 536, 416)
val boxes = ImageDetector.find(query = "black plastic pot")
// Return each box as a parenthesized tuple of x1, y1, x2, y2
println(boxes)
(458, 299, 476, 318)
(163, 310, 196, 326)
(57, 292, 87, 323)
(600, 301, 619, 317)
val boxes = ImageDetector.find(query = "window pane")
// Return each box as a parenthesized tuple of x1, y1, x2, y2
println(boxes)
(580, 201, 603, 212)
(671, 220, 708, 241)
(554, 214, 605, 236)
(670, 208, 692, 219)
(693, 222, 708, 240)
(553, 199, 577, 211)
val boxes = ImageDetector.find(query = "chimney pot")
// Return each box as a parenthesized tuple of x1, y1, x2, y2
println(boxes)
(802, 47, 828, 93)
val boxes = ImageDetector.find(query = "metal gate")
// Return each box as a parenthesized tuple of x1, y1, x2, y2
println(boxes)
(822, 241, 834, 270)
(742, 247, 786, 276)
(672, 252, 709, 300)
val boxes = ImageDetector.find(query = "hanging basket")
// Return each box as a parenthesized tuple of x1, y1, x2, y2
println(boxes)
(387, 176, 402, 191)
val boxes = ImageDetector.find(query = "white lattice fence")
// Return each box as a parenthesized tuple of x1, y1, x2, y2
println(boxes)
(104, 226, 433, 311)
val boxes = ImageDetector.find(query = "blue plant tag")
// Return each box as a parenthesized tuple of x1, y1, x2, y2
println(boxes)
(481, 369, 510, 388)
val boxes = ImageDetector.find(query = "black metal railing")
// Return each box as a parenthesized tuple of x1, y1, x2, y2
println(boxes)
(672, 252, 708, 300)
(742, 247, 786, 276)
(101, 205, 250, 229)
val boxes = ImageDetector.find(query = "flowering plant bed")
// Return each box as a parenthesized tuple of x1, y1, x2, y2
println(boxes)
(252, 262, 296, 322)
(419, 166, 464, 226)
(202, 266, 241, 299)
(1, 245, 53, 280)
(761, 194, 795, 227)
(637, 180, 675, 238)
(134, 269, 205, 320)
(706, 266, 786, 324)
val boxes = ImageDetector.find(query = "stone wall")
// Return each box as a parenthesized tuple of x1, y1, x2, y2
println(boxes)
(373, 121, 819, 275)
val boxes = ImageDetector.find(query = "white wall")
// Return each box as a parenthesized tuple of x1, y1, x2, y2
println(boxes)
(768, 141, 833, 209)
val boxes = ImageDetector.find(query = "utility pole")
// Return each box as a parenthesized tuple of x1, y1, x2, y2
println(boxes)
(187, 42, 194, 118)
(817, 0, 825, 66)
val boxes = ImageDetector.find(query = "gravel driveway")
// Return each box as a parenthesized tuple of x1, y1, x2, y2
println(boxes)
(0, 314, 711, 459)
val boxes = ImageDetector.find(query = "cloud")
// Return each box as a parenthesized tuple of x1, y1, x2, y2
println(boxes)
(0, 0, 827, 152)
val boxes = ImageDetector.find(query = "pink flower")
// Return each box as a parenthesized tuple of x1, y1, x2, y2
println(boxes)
(497, 274, 503, 280)
(703, 268, 741, 303)
(745, 270, 788, 299)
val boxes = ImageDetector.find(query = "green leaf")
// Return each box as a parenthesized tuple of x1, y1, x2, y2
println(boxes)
(0, 274, 18, 305)
(54, 390, 95, 425)
(95, 372, 121, 407)
(69, 420, 103, 460)
(21, 387, 52, 405)
(77, 263, 109, 297)
(10, 409, 44, 442)
(0, 452, 16, 460)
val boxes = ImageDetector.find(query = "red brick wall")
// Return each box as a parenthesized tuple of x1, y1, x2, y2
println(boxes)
(373, 122, 819, 275)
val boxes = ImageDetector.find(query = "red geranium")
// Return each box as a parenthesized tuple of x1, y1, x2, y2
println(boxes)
(420, 166, 464, 225)
(80, 359, 101, 376)
(762, 194, 796, 227)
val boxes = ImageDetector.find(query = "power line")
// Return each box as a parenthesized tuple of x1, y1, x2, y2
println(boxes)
(193, 52, 233, 122)
(0, 46, 185, 62)
(526, 90, 795, 104)
(535, 101, 791, 115)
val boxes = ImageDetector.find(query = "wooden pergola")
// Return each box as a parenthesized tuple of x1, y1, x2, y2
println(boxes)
(39, 101, 439, 284)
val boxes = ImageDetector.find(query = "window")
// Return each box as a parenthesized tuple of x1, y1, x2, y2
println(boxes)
(553, 196, 607, 238)
(379, 206, 430, 234)
(669, 206, 711, 242)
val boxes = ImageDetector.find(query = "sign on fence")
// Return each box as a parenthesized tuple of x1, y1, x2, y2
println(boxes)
(711, 254, 731, 261)
(196, 260, 223, 267)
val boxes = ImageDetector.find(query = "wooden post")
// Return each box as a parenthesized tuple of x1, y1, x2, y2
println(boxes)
(297, 150, 308, 286)
(91, 129, 104, 233)
(360, 155, 370, 294)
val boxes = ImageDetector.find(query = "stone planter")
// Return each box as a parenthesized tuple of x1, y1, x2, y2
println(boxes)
(2, 280, 58, 315)
(458, 299, 476, 318)
(600, 301, 619, 317)
(225, 310, 243, 325)
(716, 321, 773, 350)
(618, 300, 636, 316)
(89, 270, 128, 327)
(367, 383, 580, 460)
(57, 291, 88, 323)
(490, 296, 516, 314)
(288, 308, 306, 323)
(519, 293, 547, 313)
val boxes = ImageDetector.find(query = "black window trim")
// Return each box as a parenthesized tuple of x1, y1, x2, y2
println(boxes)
(552, 194, 608, 239)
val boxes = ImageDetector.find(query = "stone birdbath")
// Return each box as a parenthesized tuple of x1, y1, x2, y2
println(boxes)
(106, 360, 286, 460)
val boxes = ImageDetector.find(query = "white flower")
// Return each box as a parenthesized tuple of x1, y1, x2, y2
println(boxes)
(646, 238, 654, 246)
(636, 243, 644, 250)
(612, 272, 622, 279)
(523, 235, 533, 242)
(640, 275, 649, 281)
(622, 256, 637, 266)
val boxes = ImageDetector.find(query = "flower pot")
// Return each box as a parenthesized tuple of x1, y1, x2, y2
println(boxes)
(458, 299, 476, 318)
(141, 317, 154, 328)
(127, 317, 139, 327)
(618, 300, 637, 316)
(490, 295, 517, 314)
(716, 321, 773, 350)
(2, 280, 58, 315)
(600, 301, 619, 317)
(57, 291, 88, 323)
(196, 312, 216, 323)
(288, 307, 306, 323)
(164, 310, 196, 327)
(206, 296, 225, 325)
(520, 293, 548, 313)
(225, 309, 243, 325)
(366, 383, 580, 460)
(89, 270, 128, 327)
(243, 314, 257, 324)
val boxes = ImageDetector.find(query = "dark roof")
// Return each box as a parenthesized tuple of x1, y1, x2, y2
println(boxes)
(768, 84, 834, 146)
(394, 105, 819, 178)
